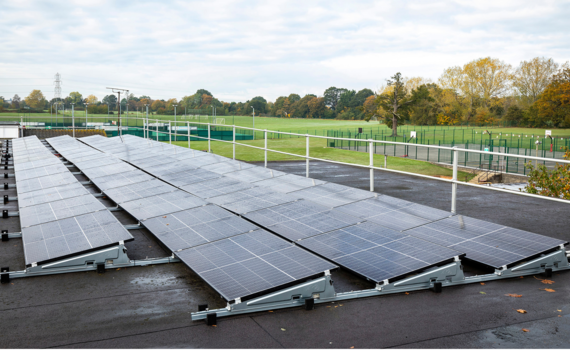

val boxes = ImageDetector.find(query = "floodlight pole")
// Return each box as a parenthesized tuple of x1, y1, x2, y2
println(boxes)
(173, 105, 178, 143)
(251, 106, 255, 129)
(451, 146, 458, 214)
(106, 87, 129, 142)
(369, 139, 374, 192)
(72, 104, 75, 137)
(145, 104, 149, 140)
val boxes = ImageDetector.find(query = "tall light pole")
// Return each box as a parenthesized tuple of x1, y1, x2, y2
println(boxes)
(173, 104, 178, 142)
(106, 87, 129, 142)
(251, 106, 255, 129)
(145, 104, 150, 139)
(71, 104, 75, 137)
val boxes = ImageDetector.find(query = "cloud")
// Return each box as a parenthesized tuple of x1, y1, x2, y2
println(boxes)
(0, 0, 569, 102)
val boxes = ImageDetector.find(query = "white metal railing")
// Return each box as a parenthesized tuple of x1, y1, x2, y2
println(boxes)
(141, 118, 570, 211)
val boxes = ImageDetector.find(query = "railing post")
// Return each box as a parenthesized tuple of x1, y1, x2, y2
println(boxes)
(155, 119, 158, 141)
(208, 123, 211, 153)
(169, 120, 172, 144)
(233, 125, 236, 160)
(264, 129, 268, 168)
(306, 134, 309, 178)
(369, 139, 374, 192)
(187, 121, 191, 148)
(451, 146, 458, 214)
(384, 155, 387, 168)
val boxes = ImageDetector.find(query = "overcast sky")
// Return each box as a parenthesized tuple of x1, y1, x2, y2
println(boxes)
(1, 0, 569, 103)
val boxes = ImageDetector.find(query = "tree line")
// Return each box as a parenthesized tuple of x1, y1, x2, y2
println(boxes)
(2, 57, 568, 131)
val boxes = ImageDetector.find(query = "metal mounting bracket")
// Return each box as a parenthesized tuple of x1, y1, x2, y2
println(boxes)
(1, 245, 180, 280)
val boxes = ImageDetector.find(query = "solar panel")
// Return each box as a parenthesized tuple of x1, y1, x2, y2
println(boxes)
(201, 161, 257, 175)
(224, 166, 287, 183)
(405, 215, 568, 268)
(21, 209, 134, 266)
(14, 164, 70, 182)
(179, 176, 254, 199)
(14, 157, 62, 173)
(71, 156, 122, 170)
(102, 179, 177, 204)
(16, 172, 78, 194)
(207, 187, 298, 214)
(244, 200, 330, 226)
(178, 154, 231, 167)
(120, 190, 208, 221)
(89, 170, 153, 191)
(141, 161, 197, 177)
(17, 182, 90, 208)
(19, 195, 107, 228)
(253, 174, 327, 194)
(161, 169, 222, 187)
(143, 205, 258, 251)
(297, 221, 462, 283)
(174, 229, 337, 301)
(287, 183, 377, 208)
(331, 196, 451, 231)
(81, 162, 137, 178)
(129, 155, 180, 169)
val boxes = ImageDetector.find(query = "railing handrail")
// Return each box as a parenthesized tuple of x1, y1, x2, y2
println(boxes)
(150, 119, 570, 165)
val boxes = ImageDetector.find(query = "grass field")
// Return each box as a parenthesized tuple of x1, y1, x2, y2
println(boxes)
(4, 111, 570, 138)
(166, 137, 475, 181)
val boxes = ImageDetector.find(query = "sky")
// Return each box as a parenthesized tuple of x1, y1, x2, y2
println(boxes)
(1, 0, 569, 103)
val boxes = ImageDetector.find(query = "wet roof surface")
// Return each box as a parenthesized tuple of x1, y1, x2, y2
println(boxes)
(1, 142, 569, 349)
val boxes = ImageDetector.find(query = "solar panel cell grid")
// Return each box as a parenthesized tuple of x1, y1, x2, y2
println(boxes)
(17, 182, 90, 208)
(90, 170, 153, 191)
(405, 215, 568, 268)
(103, 179, 177, 204)
(223, 166, 287, 183)
(298, 222, 461, 283)
(179, 177, 254, 199)
(175, 230, 337, 300)
(19, 195, 106, 228)
(81, 162, 137, 178)
(16, 172, 78, 194)
(21, 210, 134, 265)
(143, 207, 258, 251)
(120, 190, 207, 221)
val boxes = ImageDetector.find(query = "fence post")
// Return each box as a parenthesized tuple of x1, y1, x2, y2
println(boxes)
(208, 123, 211, 153)
(369, 139, 374, 192)
(451, 147, 458, 214)
(264, 129, 268, 168)
(187, 122, 191, 148)
(233, 125, 236, 160)
(306, 134, 310, 178)
(169, 120, 172, 144)
(384, 154, 387, 168)
(155, 119, 159, 141)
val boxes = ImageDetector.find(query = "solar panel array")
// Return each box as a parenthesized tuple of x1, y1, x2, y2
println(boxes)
(46, 134, 336, 301)
(12, 136, 133, 266)
(55, 134, 568, 292)
(405, 215, 567, 268)
(68, 135, 465, 285)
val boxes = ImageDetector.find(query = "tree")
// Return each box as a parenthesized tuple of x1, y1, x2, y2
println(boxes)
(323, 87, 347, 110)
(462, 57, 513, 103)
(308, 97, 326, 118)
(151, 99, 164, 111)
(513, 57, 566, 106)
(68, 91, 83, 105)
(408, 84, 437, 125)
(11, 94, 21, 109)
(85, 95, 98, 105)
(533, 68, 570, 128)
(503, 105, 524, 126)
(102, 94, 117, 107)
(375, 73, 413, 136)
(523, 147, 570, 200)
(25, 89, 47, 109)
